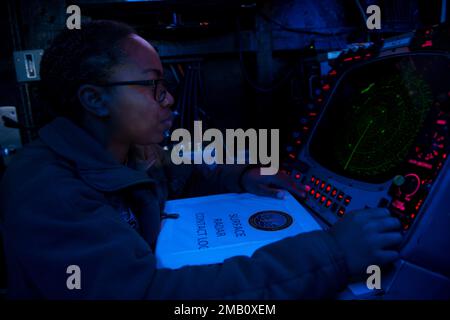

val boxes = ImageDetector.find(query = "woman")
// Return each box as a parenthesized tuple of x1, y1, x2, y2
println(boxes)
(0, 20, 402, 299)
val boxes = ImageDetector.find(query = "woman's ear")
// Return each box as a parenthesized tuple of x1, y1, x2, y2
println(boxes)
(77, 84, 110, 117)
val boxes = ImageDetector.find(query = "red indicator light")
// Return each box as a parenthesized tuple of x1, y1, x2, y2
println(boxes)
(337, 192, 344, 200)
(317, 98, 323, 103)
(305, 185, 311, 192)
(310, 188, 315, 195)
(331, 189, 337, 197)
(338, 207, 345, 216)
(315, 180, 320, 186)
(325, 185, 331, 192)
(407, 159, 433, 169)
(329, 70, 337, 76)
(326, 200, 332, 207)
(289, 153, 295, 159)
(365, 53, 372, 58)
(421, 40, 433, 48)
(392, 199, 406, 211)
(310, 176, 316, 183)
(443, 153, 447, 159)
(354, 55, 361, 60)
(320, 195, 326, 202)
(344, 57, 353, 62)
(322, 84, 330, 91)
(295, 140, 301, 145)
(415, 199, 424, 211)
(308, 112, 317, 117)
(295, 174, 301, 179)
(436, 119, 447, 125)
(320, 182, 326, 189)
(344, 196, 351, 205)
(410, 213, 416, 219)
(315, 192, 321, 199)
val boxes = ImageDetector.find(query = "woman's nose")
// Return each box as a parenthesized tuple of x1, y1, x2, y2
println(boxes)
(162, 91, 175, 109)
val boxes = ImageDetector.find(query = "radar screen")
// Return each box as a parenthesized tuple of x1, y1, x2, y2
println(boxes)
(310, 54, 450, 183)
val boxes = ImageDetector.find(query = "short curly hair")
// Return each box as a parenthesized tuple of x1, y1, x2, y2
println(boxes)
(39, 20, 136, 123)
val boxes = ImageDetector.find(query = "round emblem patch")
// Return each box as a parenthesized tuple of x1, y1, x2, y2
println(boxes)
(248, 210, 293, 231)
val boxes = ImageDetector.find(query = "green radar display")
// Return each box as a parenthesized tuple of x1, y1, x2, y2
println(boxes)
(310, 55, 440, 183)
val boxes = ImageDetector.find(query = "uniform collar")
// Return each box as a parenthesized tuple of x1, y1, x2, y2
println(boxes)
(39, 117, 155, 192)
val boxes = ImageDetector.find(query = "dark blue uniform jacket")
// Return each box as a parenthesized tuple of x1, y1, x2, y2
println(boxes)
(0, 117, 348, 299)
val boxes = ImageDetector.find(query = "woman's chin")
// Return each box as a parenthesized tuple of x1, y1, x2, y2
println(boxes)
(135, 135, 164, 146)
(152, 131, 166, 144)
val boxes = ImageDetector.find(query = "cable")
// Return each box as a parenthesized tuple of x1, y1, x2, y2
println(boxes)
(177, 65, 188, 129)
(193, 63, 199, 122)
(355, 0, 368, 27)
(257, 11, 356, 37)
(442, 0, 447, 23)
(185, 65, 194, 128)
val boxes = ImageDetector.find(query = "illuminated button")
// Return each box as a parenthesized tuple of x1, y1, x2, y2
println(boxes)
(331, 189, 338, 197)
(315, 192, 321, 199)
(337, 207, 346, 216)
(337, 191, 344, 201)
(320, 195, 326, 203)
(304, 185, 311, 192)
(392, 199, 406, 212)
(310, 189, 316, 195)
(320, 182, 326, 190)
(325, 199, 332, 208)
(295, 173, 301, 179)
(325, 185, 332, 193)
(344, 196, 352, 206)
(310, 176, 316, 183)
(315, 179, 320, 186)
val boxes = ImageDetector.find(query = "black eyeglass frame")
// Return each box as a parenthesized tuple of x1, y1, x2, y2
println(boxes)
(95, 79, 169, 103)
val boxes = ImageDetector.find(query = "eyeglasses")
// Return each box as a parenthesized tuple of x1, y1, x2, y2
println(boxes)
(96, 79, 170, 104)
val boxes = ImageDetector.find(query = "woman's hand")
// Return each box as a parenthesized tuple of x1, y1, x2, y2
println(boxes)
(240, 167, 307, 200)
